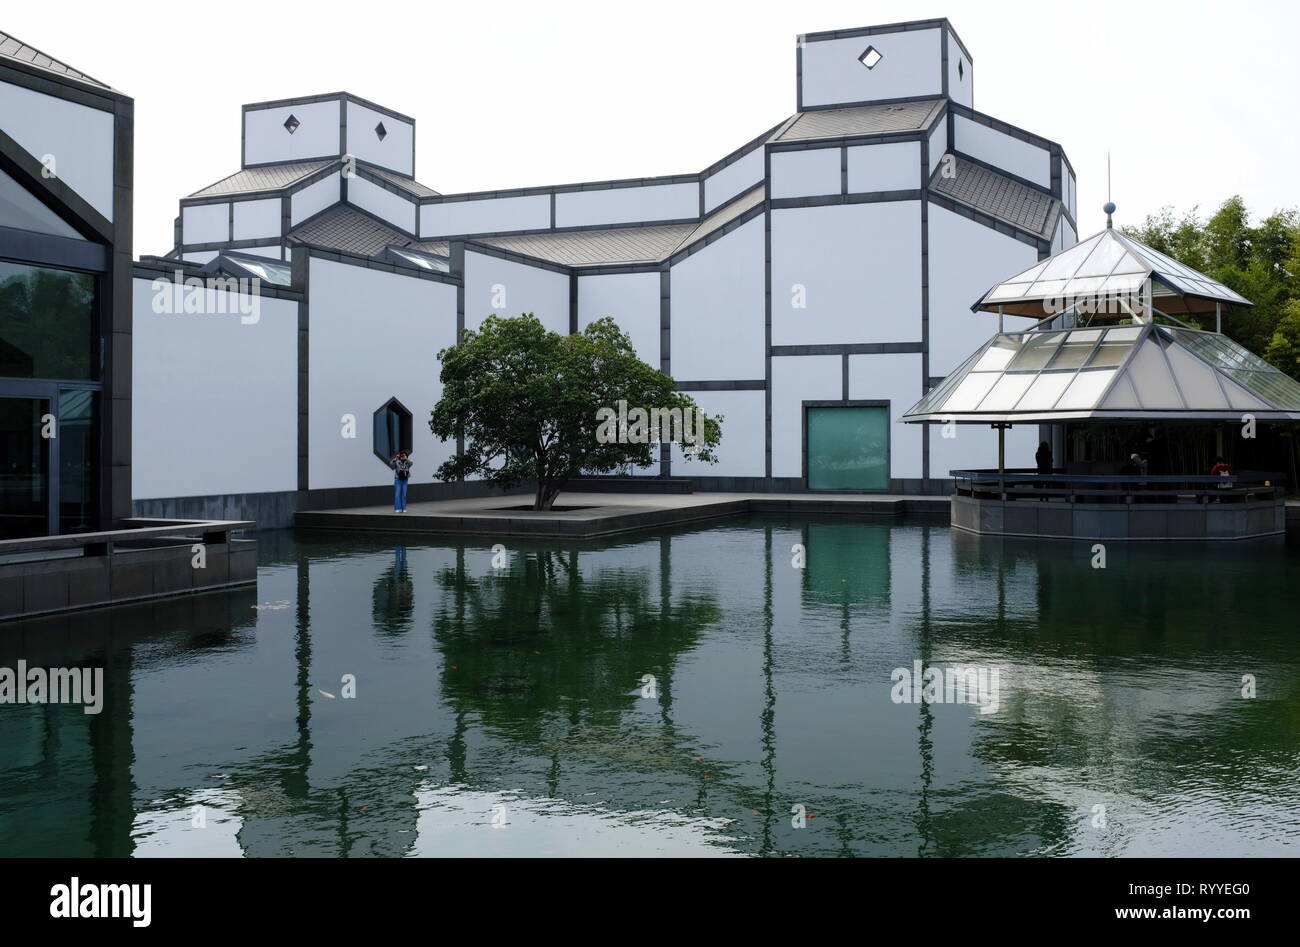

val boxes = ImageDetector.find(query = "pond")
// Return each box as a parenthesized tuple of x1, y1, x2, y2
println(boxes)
(1, 514, 1298, 857)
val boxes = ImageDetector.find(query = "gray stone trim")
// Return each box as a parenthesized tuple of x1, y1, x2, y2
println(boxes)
(660, 268, 671, 477)
(767, 129, 927, 152)
(764, 148, 773, 479)
(242, 91, 416, 125)
(920, 130, 931, 483)
(769, 189, 922, 210)
(293, 250, 309, 491)
(181, 236, 289, 254)
(675, 379, 765, 391)
(0, 224, 106, 271)
(773, 342, 924, 356)
(423, 214, 702, 244)
(421, 172, 703, 205)
(794, 92, 947, 115)
(0, 59, 128, 109)
(568, 271, 578, 334)
(450, 241, 466, 461)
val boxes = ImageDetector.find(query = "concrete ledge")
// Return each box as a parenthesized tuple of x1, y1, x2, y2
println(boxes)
(295, 491, 951, 539)
(952, 494, 1286, 541)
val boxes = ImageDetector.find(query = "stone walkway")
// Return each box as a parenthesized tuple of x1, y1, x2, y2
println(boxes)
(295, 491, 950, 538)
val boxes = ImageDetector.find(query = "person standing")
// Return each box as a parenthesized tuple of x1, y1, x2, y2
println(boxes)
(1035, 441, 1053, 475)
(393, 450, 412, 513)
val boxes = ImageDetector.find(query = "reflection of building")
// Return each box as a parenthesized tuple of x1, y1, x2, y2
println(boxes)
(129, 19, 1080, 526)
(0, 33, 133, 538)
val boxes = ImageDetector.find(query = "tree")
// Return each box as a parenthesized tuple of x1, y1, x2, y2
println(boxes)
(429, 314, 722, 510)
(1124, 196, 1300, 373)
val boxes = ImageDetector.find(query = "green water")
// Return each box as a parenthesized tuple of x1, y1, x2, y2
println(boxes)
(1, 514, 1298, 857)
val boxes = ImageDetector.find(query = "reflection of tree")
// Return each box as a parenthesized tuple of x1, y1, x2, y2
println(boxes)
(372, 545, 415, 636)
(431, 547, 718, 745)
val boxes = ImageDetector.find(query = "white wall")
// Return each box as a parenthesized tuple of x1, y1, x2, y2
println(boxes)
(800, 28, 943, 108)
(349, 174, 417, 233)
(244, 99, 340, 166)
(578, 271, 660, 367)
(669, 217, 765, 381)
(182, 203, 229, 245)
(308, 258, 458, 490)
(131, 277, 298, 499)
(232, 198, 281, 241)
(703, 147, 764, 212)
(554, 182, 698, 228)
(669, 388, 765, 478)
(954, 115, 1051, 189)
(422, 194, 550, 237)
(769, 148, 840, 199)
(770, 355, 840, 478)
(0, 79, 116, 221)
(927, 116, 947, 173)
(927, 204, 1039, 375)
(345, 101, 414, 176)
(770, 201, 922, 346)
(848, 352, 923, 479)
(463, 250, 569, 334)
(945, 32, 973, 108)
(846, 140, 920, 193)
(291, 171, 340, 226)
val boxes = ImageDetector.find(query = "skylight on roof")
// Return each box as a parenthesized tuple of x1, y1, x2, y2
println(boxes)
(859, 46, 883, 69)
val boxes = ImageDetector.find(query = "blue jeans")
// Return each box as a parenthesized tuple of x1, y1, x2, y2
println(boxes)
(394, 477, 408, 511)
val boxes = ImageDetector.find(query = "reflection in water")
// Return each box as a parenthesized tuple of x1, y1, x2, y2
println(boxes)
(1, 516, 1298, 857)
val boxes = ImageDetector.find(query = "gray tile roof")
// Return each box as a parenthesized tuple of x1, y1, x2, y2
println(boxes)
(408, 238, 450, 256)
(775, 98, 941, 142)
(363, 166, 440, 198)
(0, 31, 111, 90)
(478, 224, 695, 266)
(929, 156, 1060, 239)
(285, 185, 766, 269)
(676, 184, 764, 251)
(288, 204, 412, 256)
(188, 160, 334, 198)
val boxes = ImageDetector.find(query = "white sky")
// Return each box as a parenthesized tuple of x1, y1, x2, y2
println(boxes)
(8, 0, 1297, 254)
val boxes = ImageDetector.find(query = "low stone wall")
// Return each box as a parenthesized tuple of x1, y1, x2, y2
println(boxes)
(952, 494, 1286, 541)
(0, 535, 256, 622)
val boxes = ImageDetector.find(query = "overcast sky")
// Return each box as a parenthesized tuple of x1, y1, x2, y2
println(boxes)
(9, 0, 1297, 254)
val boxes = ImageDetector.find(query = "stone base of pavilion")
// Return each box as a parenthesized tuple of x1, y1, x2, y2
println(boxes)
(951, 471, 1286, 541)
(295, 491, 949, 539)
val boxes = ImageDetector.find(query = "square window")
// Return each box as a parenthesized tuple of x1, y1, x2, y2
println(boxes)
(859, 46, 883, 69)
(806, 405, 888, 491)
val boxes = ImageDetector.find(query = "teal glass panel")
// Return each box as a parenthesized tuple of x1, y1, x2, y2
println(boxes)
(807, 405, 888, 491)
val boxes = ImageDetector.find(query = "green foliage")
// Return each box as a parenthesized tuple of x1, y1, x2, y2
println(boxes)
(429, 314, 722, 510)
(1123, 197, 1300, 368)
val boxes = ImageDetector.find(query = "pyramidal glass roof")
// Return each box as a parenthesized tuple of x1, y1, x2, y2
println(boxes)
(973, 228, 1252, 317)
(903, 323, 1300, 423)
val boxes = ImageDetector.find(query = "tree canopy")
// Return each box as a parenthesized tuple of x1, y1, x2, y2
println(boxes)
(1122, 196, 1300, 376)
(429, 314, 722, 510)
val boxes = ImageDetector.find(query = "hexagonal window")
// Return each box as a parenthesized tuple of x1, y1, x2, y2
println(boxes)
(373, 397, 413, 466)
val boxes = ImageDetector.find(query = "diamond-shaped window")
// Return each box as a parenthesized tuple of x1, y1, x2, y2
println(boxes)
(375, 122, 387, 141)
(859, 46, 882, 69)
(283, 114, 300, 135)
(958, 59, 964, 80)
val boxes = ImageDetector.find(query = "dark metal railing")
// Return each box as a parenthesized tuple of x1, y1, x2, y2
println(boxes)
(950, 469, 1285, 505)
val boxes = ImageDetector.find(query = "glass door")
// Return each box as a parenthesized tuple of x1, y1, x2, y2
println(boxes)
(0, 396, 51, 539)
